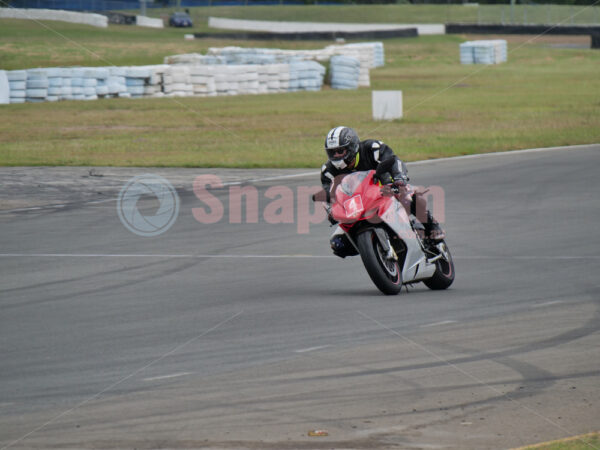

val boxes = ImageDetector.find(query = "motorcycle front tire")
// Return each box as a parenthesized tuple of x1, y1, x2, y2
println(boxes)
(356, 229, 403, 295)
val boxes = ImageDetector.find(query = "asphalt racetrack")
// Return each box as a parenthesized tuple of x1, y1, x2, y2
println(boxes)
(1, 145, 599, 449)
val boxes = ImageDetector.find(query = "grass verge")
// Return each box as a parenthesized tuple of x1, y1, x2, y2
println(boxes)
(0, 13, 599, 167)
(515, 432, 600, 450)
(144, 4, 600, 28)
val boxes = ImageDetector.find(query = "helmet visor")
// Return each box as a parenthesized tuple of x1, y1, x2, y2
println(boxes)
(326, 145, 349, 161)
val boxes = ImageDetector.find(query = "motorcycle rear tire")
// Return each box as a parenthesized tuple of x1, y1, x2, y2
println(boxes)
(423, 240, 455, 290)
(357, 229, 402, 295)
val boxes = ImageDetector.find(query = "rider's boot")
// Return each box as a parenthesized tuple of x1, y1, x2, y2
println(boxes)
(424, 211, 445, 242)
(330, 227, 358, 258)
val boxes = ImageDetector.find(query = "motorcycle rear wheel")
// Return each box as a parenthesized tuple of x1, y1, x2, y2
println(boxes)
(423, 240, 455, 290)
(356, 229, 402, 295)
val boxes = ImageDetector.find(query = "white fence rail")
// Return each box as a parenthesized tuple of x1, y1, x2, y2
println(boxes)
(208, 17, 445, 36)
(0, 7, 107, 27)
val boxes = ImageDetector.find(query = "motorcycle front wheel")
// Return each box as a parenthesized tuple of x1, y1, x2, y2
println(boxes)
(356, 229, 402, 295)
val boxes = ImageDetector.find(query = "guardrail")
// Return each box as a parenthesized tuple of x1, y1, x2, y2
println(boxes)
(0, 6, 107, 26)
(194, 29, 416, 40)
(4, 0, 309, 11)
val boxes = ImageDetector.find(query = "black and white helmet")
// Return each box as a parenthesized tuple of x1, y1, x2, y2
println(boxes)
(325, 126, 360, 169)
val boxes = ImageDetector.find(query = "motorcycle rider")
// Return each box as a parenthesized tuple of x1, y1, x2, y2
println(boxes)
(321, 126, 445, 258)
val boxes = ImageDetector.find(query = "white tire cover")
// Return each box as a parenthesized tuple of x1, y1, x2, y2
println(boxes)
(0, 71, 9, 104)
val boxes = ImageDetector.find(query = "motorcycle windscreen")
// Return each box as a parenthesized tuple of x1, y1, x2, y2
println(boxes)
(338, 171, 370, 197)
(332, 172, 372, 222)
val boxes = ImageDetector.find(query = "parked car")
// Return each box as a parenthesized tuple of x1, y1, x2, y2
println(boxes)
(169, 11, 193, 28)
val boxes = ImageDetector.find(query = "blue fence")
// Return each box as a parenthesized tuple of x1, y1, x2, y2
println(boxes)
(6, 0, 308, 11)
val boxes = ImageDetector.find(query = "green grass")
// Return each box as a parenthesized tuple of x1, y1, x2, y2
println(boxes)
(518, 432, 600, 450)
(1, 3, 599, 68)
(142, 4, 600, 28)
(0, 9, 599, 167)
(149, 4, 480, 26)
(0, 17, 340, 69)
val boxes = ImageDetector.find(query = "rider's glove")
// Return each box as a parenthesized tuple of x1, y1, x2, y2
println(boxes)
(380, 176, 408, 197)
(393, 176, 408, 188)
(377, 172, 394, 186)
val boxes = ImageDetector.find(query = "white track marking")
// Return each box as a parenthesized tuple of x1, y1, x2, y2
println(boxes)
(294, 345, 331, 353)
(0, 253, 334, 259)
(532, 300, 565, 308)
(3, 254, 597, 260)
(221, 171, 318, 186)
(88, 199, 115, 204)
(0, 199, 115, 214)
(11, 207, 43, 211)
(420, 320, 458, 328)
(408, 143, 597, 166)
(143, 372, 192, 382)
(457, 255, 600, 260)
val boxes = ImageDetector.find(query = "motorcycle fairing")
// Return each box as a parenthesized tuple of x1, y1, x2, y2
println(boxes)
(376, 184, 437, 283)
(331, 170, 436, 284)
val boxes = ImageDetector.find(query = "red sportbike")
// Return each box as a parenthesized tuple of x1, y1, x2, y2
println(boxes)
(316, 167, 454, 295)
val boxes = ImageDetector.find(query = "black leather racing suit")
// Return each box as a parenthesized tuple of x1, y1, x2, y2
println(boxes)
(320, 140, 441, 258)
(320, 139, 407, 201)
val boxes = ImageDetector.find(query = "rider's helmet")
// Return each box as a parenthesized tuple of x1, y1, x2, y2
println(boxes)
(324, 126, 360, 170)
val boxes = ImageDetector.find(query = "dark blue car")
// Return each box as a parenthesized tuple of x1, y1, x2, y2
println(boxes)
(169, 11, 193, 28)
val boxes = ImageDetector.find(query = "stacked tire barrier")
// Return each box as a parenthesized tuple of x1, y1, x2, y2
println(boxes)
(0, 71, 9, 104)
(7, 70, 27, 104)
(143, 66, 166, 98)
(125, 66, 161, 98)
(25, 70, 49, 103)
(459, 40, 507, 65)
(164, 54, 229, 66)
(162, 66, 193, 97)
(189, 66, 217, 97)
(3, 62, 325, 104)
(289, 61, 325, 92)
(46, 68, 66, 101)
(164, 58, 326, 95)
(328, 46, 374, 87)
(343, 42, 385, 68)
(193, 42, 385, 88)
(3, 43, 382, 104)
(106, 68, 127, 98)
(69, 69, 84, 100)
(329, 56, 360, 90)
